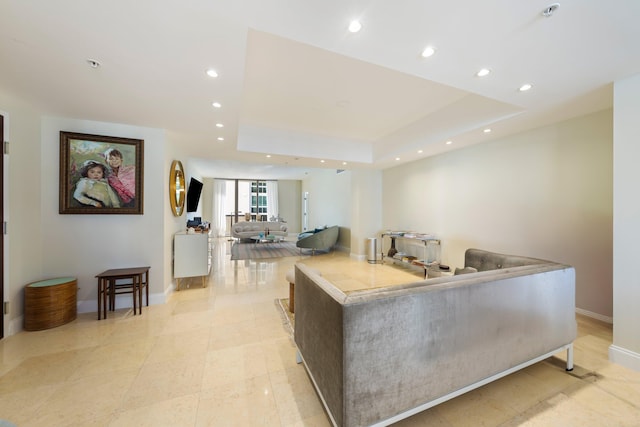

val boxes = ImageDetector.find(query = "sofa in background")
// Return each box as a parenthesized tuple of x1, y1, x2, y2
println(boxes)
(231, 221, 287, 240)
(296, 225, 339, 254)
(294, 248, 576, 427)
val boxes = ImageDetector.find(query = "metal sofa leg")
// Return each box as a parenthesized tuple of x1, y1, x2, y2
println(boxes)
(566, 344, 574, 371)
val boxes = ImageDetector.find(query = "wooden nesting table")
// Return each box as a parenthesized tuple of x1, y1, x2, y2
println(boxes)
(24, 277, 77, 331)
(96, 266, 150, 320)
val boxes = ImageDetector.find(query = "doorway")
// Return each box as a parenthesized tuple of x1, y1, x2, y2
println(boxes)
(1, 114, 4, 339)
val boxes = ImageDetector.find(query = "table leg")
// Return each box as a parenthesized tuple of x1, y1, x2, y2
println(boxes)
(289, 282, 295, 313)
(102, 278, 109, 319)
(144, 270, 149, 306)
(137, 273, 143, 314)
(105, 279, 109, 313)
(105, 279, 109, 318)
(133, 275, 138, 315)
(109, 279, 115, 312)
(97, 278, 102, 320)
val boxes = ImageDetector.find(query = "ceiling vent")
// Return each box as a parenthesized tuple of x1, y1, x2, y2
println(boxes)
(542, 3, 560, 17)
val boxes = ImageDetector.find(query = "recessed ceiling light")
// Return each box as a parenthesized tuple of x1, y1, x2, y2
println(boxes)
(206, 69, 218, 78)
(215, 123, 224, 128)
(421, 46, 436, 58)
(266, 154, 271, 158)
(476, 68, 491, 77)
(348, 20, 362, 33)
(212, 102, 221, 108)
(342, 162, 347, 165)
(483, 128, 492, 133)
(217, 137, 224, 141)
(519, 83, 533, 92)
(86, 59, 100, 68)
(418, 149, 423, 154)
(395, 157, 400, 161)
(320, 160, 325, 163)
(446, 140, 453, 145)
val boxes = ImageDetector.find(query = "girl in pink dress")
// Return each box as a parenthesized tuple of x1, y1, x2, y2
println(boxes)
(104, 148, 136, 206)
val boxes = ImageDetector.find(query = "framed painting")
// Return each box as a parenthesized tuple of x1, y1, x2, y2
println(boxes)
(59, 131, 144, 214)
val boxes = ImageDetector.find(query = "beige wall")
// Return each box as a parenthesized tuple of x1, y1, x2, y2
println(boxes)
(277, 180, 301, 234)
(39, 117, 174, 315)
(349, 169, 382, 258)
(383, 109, 613, 319)
(302, 169, 351, 231)
(612, 73, 640, 370)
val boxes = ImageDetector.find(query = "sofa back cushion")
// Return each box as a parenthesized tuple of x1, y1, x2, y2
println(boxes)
(465, 248, 547, 272)
(232, 221, 287, 233)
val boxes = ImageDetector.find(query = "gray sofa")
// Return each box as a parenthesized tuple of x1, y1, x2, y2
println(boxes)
(294, 248, 576, 427)
(231, 221, 287, 240)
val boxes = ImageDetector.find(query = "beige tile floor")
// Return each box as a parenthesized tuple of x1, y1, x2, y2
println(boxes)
(0, 238, 639, 426)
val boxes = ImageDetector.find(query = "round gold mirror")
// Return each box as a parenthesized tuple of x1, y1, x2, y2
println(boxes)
(169, 160, 185, 216)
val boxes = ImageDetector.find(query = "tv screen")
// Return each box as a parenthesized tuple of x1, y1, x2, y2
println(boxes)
(186, 178, 203, 212)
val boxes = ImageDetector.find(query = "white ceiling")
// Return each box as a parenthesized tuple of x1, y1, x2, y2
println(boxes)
(1, 0, 639, 179)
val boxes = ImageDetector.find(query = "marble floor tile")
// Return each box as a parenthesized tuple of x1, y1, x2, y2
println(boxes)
(67, 337, 156, 380)
(145, 327, 210, 365)
(121, 356, 205, 411)
(269, 366, 328, 425)
(201, 343, 269, 389)
(196, 375, 281, 427)
(0, 237, 638, 426)
(109, 393, 200, 427)
(28, 368, 139, 426)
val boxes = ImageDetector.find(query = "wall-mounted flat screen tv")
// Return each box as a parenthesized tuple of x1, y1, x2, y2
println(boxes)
(186, 178, 203, 212)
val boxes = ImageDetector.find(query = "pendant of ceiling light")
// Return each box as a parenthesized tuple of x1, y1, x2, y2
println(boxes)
(542, 3, 560, 17)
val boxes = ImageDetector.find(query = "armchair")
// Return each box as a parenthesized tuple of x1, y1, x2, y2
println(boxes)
(296, 226, 339, 254)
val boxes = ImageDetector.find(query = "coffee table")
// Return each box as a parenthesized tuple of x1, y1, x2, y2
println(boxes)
(250, 235, 284, 244)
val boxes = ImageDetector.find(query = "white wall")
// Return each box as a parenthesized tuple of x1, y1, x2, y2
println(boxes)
(40, 117, 169, 313)
(302, 169, 351, 236)
(611, 73, 640, 371)
(383, 109, 613, 319)
(1, 93, 44, 335)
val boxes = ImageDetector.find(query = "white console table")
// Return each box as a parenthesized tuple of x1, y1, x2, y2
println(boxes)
(173, 231, 212, 290)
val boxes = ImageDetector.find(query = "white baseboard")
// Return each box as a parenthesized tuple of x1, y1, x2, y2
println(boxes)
(8, 315, 22, 336)
(575, 307, 613, 324)
(350, 253, 366, 261)
(609, 345, 640, 372)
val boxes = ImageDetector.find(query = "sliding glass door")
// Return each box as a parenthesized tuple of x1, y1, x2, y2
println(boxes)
(250, 181, 267, 220)
(223, 179, 272, 235)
